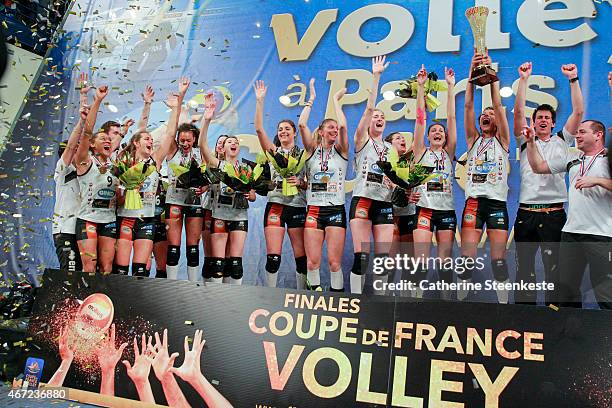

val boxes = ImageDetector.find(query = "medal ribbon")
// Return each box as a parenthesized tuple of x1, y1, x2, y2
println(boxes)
(371, 138, 388, 161)
(476, 137, 494, 159)
(431, 149, 445, 171)
(579, 148, 605, 177)
(320, 145, 332, 172)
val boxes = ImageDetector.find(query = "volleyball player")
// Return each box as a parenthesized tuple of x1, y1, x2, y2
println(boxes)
(298, 80, 350, 291)
(164, 78, 206, 281)
(73, 85, 118, 273)
(461, 51, 511, 303)
(412, 65, 458, 300)
(199, 94, 256, 284)
(113, 85, 183, 276)
(53, 76, 90, 272)
(254, 80, 307, 288)
(349, 55, 395, 295)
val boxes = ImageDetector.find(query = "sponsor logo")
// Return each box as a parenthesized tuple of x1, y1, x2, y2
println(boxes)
(269, 215, 279, 222)
(87, 225, 96, 233)
(464, 214, 475, 222)
(98, 188, 116, 199)
(121, 226, 131, 234)
(215, 220, 225, 227)
(171, 207, 181, 215)
(381, 207, 392, 214)
(419, 218, 428, 226)
(313, 171, 334, 182)
(369, 162, 382, 173)
(357, 209, 367, 218)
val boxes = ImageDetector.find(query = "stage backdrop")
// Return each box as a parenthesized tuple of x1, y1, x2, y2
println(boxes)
(0, 0, 610, 286)
(27, 269, 612, 407)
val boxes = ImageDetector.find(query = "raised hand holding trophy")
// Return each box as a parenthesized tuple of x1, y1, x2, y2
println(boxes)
(465, 6, 499, 86)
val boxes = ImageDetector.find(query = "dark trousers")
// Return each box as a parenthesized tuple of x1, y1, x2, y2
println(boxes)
(53, 233, 83, 272)
(514, 209, 566, 304)
(557, 232, 612, 309)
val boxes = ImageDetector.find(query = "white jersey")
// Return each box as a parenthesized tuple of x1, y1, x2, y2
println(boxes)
(416, 148, 454, 211)
(117, 160, 159, 219)
(211, 160, 248, 221)
(77, 157, 118, 224)
(53, 158, 80, 234)
(352, 138, 393, 202)
(166, 148, 202, 207)
(305, 145, 348, 207)
(465, 136, 509, 201)
(268, 147, 307, 208)
(548, 149, 612, 238)
(518, 128, 574, 204)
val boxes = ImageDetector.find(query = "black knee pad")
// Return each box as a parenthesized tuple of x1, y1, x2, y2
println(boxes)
(295, 256, 307, 275)
(113, 264, 129, 275)
(492, 258, 509, 281)
(352, 252, 370, 276)
(132, 263, 147, 277)
(265, 254, 281, 274)
(166, 245, 180, 266)
(209, 258, 225, 279)
(458, 257, 474, 280)
(229, 257, 243, 279)
(202, 257, 214, 279)
(186, 245, 199, 267)
(373, 253, 390, 276)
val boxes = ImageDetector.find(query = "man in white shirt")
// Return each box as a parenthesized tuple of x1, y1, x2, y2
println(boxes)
(526, 120, 612, 309)
(512, 62, 583, 305)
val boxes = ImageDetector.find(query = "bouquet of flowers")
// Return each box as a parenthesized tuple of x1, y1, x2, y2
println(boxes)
(265, 147, 308, 196)
(395, 70, 447, 112)
(112, 152, 156, 210)
(377, 148, 436, 207)
(169, 158, 221, 205)
(219, 158, 271, 209)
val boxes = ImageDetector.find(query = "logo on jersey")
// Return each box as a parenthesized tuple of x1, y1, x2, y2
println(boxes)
(313, 171, 334, 182)
(98, 188, 116, 199)
(369, 162, 383, 173)
(215, 220, 225, 228)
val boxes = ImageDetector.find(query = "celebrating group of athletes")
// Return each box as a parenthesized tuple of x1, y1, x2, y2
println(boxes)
(52, 51, 612, 309)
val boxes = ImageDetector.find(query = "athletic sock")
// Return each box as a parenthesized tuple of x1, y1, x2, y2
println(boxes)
(187, 266, 199, 282)
(266, 271, 278, 288)
(306, 268, 320, 289)
(330, 268, 344, 291)
(295, 272, 306, 290)
(229, 277, 243, 285)
(350, 272, 363, 294)
(166, 264, 178, 280)
(496, 279, 509, 304)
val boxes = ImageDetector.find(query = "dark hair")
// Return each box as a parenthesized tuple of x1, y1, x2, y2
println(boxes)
(215, 134, 228, 159)
(316, 118, 338, 144)
(177, 123, 200, 145)
(100, 121, 120, 133)
(584, 119, 606, 144)
(89, 131, 108, 153)
(384, 132, 401, 144)
(273, 119, 297, 147)
(58, 140, 68, 157)
(121, 130, 150, 159)
(428, 123, 449, 146)
(532, 104, 557, 124)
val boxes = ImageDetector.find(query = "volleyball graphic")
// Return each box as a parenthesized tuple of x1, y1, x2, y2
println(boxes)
(74, 293, 114, 338)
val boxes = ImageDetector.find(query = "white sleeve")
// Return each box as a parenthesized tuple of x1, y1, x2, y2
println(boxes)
(547, 148, 579, 174)
(561, 127, 575, 146)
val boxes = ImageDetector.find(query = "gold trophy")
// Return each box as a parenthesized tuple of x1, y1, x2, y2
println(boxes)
(465, 6, 498, 86)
